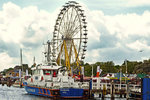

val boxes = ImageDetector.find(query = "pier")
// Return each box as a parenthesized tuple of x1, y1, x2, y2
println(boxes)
(90, 77, 142, 99)
(0, 77, 15, 87)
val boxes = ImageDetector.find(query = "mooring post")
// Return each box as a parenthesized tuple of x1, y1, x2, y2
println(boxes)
(88, 80, 92, 99)
(102, 93, 105, 100)
(102, 84, 106, 100)
(111, 82, 114, 100)
(126, 83, 129, 100)
(120, 93, 122, 98)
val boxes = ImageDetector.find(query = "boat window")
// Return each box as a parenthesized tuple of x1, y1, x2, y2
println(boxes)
(32, 70, 40, 75)
(52, 63, 57, 66)
(43, 70, 51, 75)
(35, 76, 38, 80)
(33, 70, 37, 75)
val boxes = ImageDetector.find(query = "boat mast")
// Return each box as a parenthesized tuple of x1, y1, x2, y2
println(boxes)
(33, 56, 35, 64)
(20, 49, 23, 76)
(47, 40, 51, 65)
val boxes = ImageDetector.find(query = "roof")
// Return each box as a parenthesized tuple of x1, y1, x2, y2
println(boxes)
(137, 73, 147, 78)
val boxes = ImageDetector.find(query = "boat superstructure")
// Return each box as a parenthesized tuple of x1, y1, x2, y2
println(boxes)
(24, 62, 89, 98)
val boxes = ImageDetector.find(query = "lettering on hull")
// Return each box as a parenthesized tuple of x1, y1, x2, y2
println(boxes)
(27, 89, 35, 92)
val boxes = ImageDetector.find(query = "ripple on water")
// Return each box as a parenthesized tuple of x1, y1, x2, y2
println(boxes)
(0, 85, 52, 100)
(0, 85, 126, 100)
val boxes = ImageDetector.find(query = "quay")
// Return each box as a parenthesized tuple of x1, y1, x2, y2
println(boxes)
(0, 77, 15, 87)
(1, 75, 150, 100)
(90, 77, 143, 100)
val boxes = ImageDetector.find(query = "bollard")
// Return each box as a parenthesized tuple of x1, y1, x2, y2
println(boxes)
(99, 93, 101, 98)
(124, 94, 126, 98)
(126, 83, 129, 99)
(120, 94, 122, 98)
(102, 84, 106, 100)
(102, 93, 105, 100)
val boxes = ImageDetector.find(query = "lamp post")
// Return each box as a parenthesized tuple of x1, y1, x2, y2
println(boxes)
(125, 59, 129, 99)
(91, 65, 93, 78)
(20, 49, 23, 77)
(120, 68, 122, 89)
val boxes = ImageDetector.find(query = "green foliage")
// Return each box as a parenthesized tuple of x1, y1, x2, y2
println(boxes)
(83, 60, 150, 76)
(2, 68, 14, 75)
(2, 59, 150, 76)
(83, 61, 118, 76)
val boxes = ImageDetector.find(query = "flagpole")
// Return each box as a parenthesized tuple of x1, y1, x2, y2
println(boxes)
(20, 49, 23, 77)
(92, 65, 93, 78)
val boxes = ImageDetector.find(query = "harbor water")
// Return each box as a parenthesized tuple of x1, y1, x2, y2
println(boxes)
(0, 85, 51, 100)
(0, 85, 126, 100)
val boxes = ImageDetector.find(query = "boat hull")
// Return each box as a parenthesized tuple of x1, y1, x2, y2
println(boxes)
(60, 88, 89, 99)
(24, 85, 59, 98)
(24, 85, 89, 99)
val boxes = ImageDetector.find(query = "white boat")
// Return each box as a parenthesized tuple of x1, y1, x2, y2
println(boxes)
(23, 41, 89, 99)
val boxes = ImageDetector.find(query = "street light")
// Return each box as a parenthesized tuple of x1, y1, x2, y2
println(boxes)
(120, 68, 122, 89)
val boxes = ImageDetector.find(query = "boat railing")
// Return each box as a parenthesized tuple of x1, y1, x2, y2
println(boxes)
(92, 79, 141, 93)
(129, 84, 141, 92)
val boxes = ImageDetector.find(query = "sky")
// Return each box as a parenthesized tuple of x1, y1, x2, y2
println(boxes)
(0, 0, 150, 71)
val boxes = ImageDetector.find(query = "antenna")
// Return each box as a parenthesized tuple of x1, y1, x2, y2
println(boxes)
(33, 56, 36, 67)
(47, 40, 51, 65)
(33, 56, 35, 64)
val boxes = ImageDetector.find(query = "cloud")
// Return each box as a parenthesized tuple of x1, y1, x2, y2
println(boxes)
(0, 52, 18, 71)
(0, 2, 58, 45)
(0, 2, 59, 71)
(127, 0, 150, 7)
(1, 1, 150, 71)
(126, 40, 150, 51)
(84, 6, 150, 64)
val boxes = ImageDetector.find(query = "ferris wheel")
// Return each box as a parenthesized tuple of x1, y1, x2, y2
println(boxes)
(52, 1, 88, 74)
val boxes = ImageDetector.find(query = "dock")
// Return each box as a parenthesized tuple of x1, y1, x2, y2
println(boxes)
(90, 78, 142, 99)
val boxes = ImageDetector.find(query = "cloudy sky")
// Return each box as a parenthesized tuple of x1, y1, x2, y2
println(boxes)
(0, 0, 150, 71)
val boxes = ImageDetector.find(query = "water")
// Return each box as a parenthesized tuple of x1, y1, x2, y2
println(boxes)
(0, 85, 51, 100)
(0, 85, 126, 100)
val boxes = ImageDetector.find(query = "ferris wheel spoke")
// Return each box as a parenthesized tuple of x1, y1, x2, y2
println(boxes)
(70, 24, 80, 37)
(72, 30, 81, 37)
(68, 10, 77, 33)
(63, 10, 69, 34)
(58, 29, 64, 36)
(58, 9, 68, 37)
(70, 17, 80, 37)
(68, 22, 79, 37)
(70, 14, 79, 33)
(65, 10, 69, 33)
(67, 8, 74, 35)
(71, 25, 81, 36)
(60, 18, 66, 35)
(55, 41, 63, 50)
(62, 22, 66, 35)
